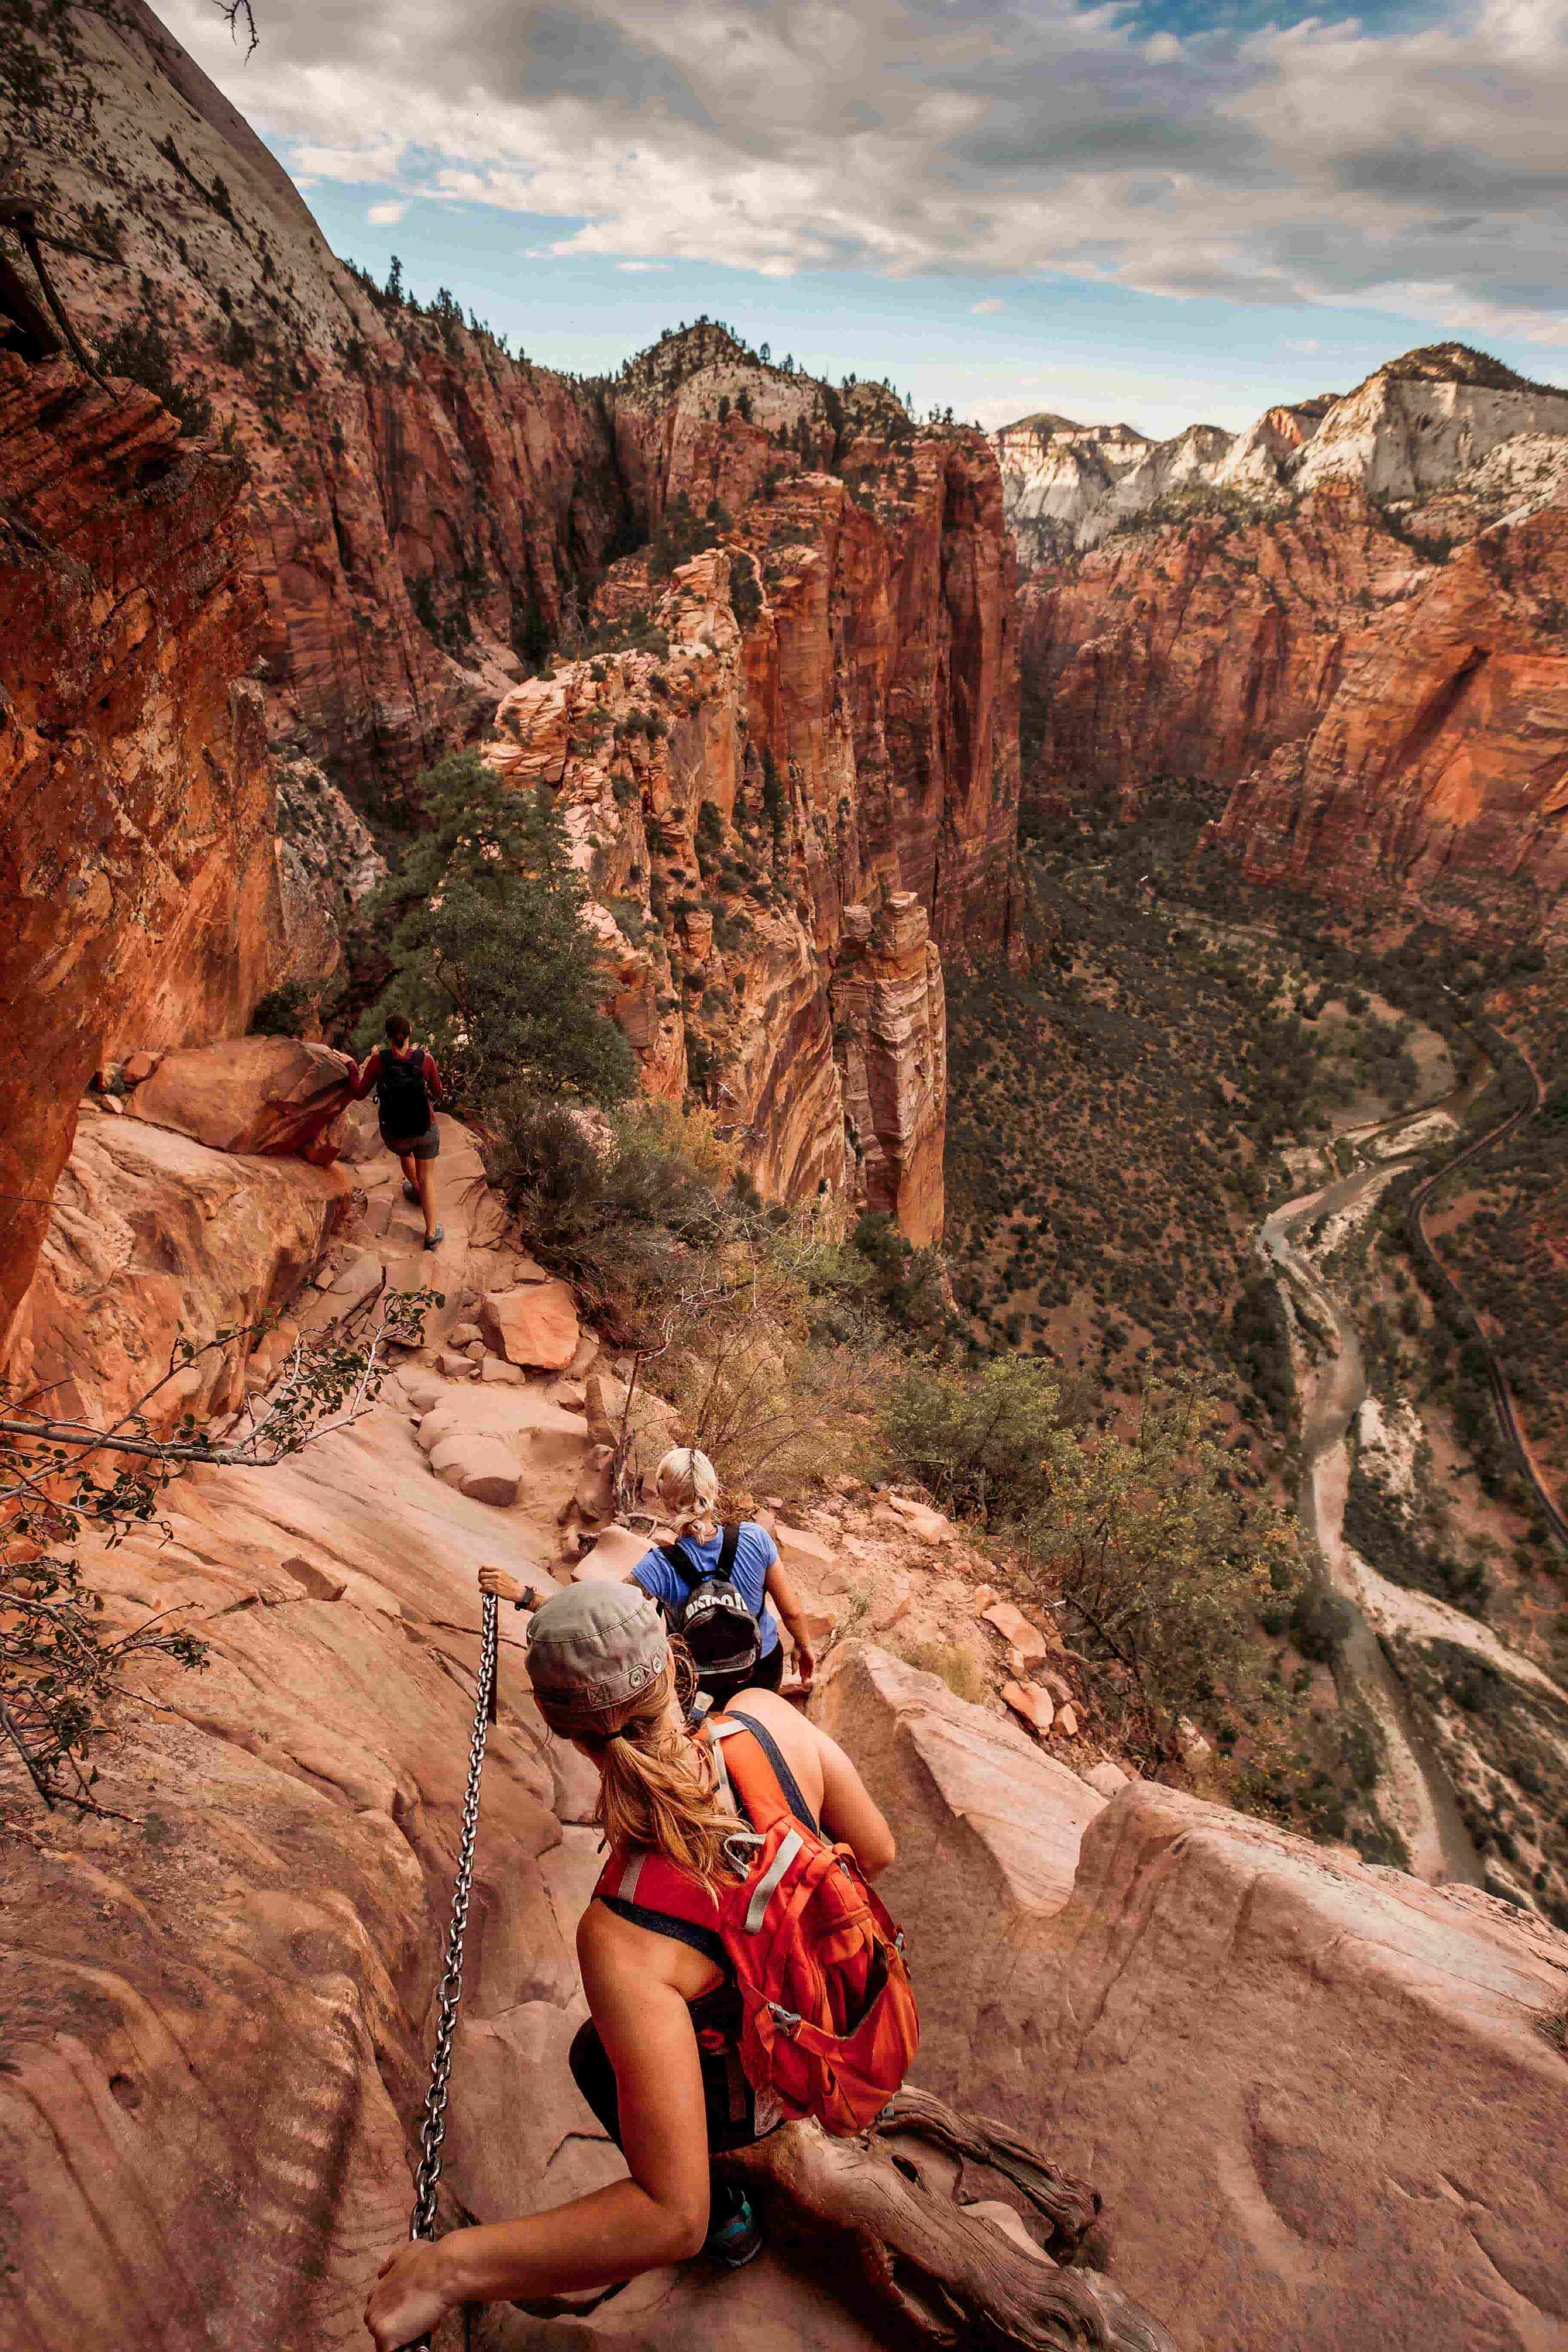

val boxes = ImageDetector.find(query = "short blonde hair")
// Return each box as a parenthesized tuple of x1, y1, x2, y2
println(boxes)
(655, 1445, 719, 1536)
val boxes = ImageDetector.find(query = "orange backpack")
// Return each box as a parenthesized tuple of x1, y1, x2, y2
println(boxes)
(592, 1712, 919, 2136)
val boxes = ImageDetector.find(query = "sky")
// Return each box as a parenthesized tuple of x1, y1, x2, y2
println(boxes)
(151, 0, 1568, 438)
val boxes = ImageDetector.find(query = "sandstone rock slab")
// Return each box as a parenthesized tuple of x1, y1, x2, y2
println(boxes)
(1002, 1678, 1056, 1736)
(482, 1281, 580, 1370)
(428, 1434, 521, 1507)
(572, 1524, 650, 1584)
(819, 1641, 1568, 2352)
(130, 1036, 352, 1164)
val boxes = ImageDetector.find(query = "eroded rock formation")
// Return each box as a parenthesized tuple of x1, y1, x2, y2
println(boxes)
(484, 416, 1019, 1235)
(1215, 504, 1568, 941)
(999, 345, 1568, 938)
(25, 0, 629, 792)
(0, 354, 278, 1340)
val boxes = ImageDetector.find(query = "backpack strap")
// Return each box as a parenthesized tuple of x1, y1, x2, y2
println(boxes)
(706, 1716, 795, 1838)
(593, 1846, 727, 1966)
(657, 1525, 742, 1587)
(656, 1537, 701, 1587)
(723, 1708, 819, 1834)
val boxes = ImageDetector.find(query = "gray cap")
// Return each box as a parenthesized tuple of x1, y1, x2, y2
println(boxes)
(526, 1581, 668, 1722)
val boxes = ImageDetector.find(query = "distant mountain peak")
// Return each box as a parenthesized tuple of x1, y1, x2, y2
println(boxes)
(1001, 410, 1084, 437)
(1374, 342, 1566, 396)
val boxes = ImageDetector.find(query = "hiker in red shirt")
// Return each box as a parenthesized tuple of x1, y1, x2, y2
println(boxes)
(338, 1012, 445, 1251)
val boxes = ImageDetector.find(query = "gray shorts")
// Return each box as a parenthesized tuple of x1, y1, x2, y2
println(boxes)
(383, 1125, 440, 1161)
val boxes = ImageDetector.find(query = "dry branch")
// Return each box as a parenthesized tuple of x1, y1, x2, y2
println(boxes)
(719, 2102, 1178, 2352)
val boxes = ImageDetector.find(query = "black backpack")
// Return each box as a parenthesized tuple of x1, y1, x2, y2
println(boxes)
(658, 1523, 761, 1681)
(376, 1046, 431, 1136)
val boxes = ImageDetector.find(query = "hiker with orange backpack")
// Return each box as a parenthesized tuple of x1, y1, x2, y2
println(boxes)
(363, 1581, 916, 2350)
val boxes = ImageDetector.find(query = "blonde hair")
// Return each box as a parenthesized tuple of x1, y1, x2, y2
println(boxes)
(539, 1646, 741, 1880)
(655, 1446, 720, 1540)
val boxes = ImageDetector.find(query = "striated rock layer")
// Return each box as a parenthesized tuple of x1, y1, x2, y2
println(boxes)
(1215, 503, 1568, 942)
(0, 354, 282, 1342)
(484, 416, 1019, 1236)
(1000, 345, 1568, 939)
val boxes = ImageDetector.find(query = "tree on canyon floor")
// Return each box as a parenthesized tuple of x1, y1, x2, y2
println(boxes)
(354, 753, 637, 1113)
(0, 1288, 429, 1816)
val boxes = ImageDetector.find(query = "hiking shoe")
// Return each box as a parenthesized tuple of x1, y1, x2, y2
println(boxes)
(704, 2190, 762, 2270)
(403, 1180, 420, 1204)
(423, 1225, 445, 1252)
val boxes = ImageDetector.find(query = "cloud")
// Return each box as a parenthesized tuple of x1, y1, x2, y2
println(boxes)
(366, 198, 406, 225)
(972, 297, 1005, 314)
(151, 0, 1568, 341)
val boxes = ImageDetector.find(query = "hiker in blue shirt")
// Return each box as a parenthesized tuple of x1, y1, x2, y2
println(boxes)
(633, 1448, 817, 1702)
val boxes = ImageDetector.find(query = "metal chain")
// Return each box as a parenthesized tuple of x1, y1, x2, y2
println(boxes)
(409, 1590, 499, 2248)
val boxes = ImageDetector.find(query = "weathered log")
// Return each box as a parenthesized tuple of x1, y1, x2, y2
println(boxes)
(872, 2084, 1101, 2259)
(719, 2112, 1179, 2352)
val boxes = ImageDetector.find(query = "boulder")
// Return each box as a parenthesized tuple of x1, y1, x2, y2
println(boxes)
(332, 1096, 386, 1163)
(981, 1599, 1049, 1666)
(448, 1321, 483, 1347)
(479, 1357, 525, 1386)
(400, 1377, 445, 1414)
(775, 1520, 840, 1588)
(416, 1408, 463, 1456)
(571, 1524, 650, 1584)
(436, 1350, 479, 1380)
(1082, 1759, 1131, 1799)
(1176, 1714, 1212, 1764)
(1054, 1701, 1079, 1739)
(122, 1049, 161, 1084)
(329, 1248, 384, 1305)
(571, 1443, 617, 1530)
(481, 1281, 580, 1370)
(428, 1433, 521, 1508)
(129, 1036, 352, 1165)
(886, 1493, 959, 1546)
(818, 1642, 1568, 2351)
(1002, 1678, 1056, 1737)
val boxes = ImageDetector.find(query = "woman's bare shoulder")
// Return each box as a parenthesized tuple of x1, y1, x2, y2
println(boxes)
(723, 1689, 826, 1770)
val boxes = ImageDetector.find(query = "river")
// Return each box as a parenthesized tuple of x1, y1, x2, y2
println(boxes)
(1261, 1113, 1486, 1887)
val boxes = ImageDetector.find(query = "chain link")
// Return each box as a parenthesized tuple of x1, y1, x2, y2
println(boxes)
(409, 1590, 499, 2248)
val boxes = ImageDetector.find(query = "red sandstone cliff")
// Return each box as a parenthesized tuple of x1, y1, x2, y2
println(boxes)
(1019, 481, 1421, 807)
(1214, 505, 1568, 940)
(6, 6, 1020, 1261)
(485, 415, 1019, 1239)
(0, 354, 282, 1339)
(1004, 353, 1568, 938)
(24, 0, 630, 793)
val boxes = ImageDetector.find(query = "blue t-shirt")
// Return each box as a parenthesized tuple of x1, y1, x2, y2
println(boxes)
(633, 1522, 781, 1656)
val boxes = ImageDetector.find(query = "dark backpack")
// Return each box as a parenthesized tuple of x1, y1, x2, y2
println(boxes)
(376, 1046, 430, 1136)
(658, 1523, 761, 1681)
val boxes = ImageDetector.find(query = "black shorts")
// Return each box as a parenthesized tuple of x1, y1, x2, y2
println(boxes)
(698, 1643, 784, 1709)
